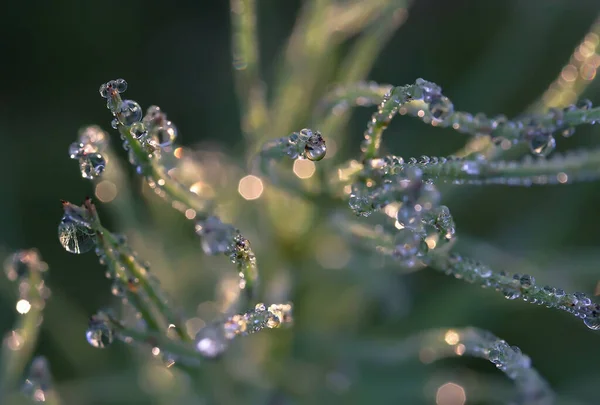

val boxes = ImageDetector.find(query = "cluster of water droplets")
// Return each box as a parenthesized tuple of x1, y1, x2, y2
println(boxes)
(21, 356, 55, 402)
(194, 302, 292, 358)
(439, 328, 554, 404)
(195, 216, 258, 291)
(58, 201, 96, 254)
(349, 158, 456, 268)
(261, 128, 327, 162)
(99, 79, 143, 129)
(440, 254, 600, 330)
(69, 125, 108, 180)
(363, 152, 599, 187)
(362, 78, 600, 159)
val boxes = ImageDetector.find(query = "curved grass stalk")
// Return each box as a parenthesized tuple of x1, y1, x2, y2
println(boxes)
(230, 0, 268, 140)
(101, 83, 259, 306)
(334, 200, 600, 329)
(360, 79, 600, 160)
(315, 81, 392, 122)
(68, 199, 189, 342)
(386, 149, 600, 186)
(0, 251, 49, 401)
(427, 252, 600, 331)
(318, 3, 409, 138)
(334, 147, 600, 191)
(535, 16, 600, 112)
(357, 328, 554, 405)
(460, 17, 600, 158)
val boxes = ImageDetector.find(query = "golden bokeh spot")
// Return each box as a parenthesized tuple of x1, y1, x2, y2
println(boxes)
(293, 159, 316, 179)
(444, 330, 460, 345)
(238, 175, 264, 200)
(436, 382, 466, 405)
(95, 180, 118, 203)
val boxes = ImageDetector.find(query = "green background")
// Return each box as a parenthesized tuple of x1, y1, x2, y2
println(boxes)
(1, 0, 600, 404)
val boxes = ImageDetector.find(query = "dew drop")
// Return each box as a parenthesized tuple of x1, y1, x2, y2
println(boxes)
(58, 216, 95, 254)
(114, 78, 127, 93)
(576, 99, 592, 110)
(194, 324, 228, 358)
(503, 289, 521, 300)
(79, 153, 106, 180)
(143, 105, 166, 128)
(304, 132, 327, 161)
(416, 182, 441, 212)
(529, 134, 556, 157)
(85, 316, 114, 348)
(111, 280, 126, 297)
(428, 96, 454, 121)
(298, 128, 313, 142)
(21, 356, 53, 402)
(129, 122, 147, 139)
(117, 100, 143, 126)
(583, 316, 600, 330)
(195, 216, 235, 255)
(149, 124, 178, 148)
(561, 127, 575, 138)
(4, 251, 37, 282)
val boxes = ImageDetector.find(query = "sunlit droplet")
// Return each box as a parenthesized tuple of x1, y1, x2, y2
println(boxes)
(58, 216, 95, 254)
(86, 316, 114, 349)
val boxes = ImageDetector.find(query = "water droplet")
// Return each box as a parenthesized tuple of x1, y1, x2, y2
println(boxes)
(561, 127, 575, 138)
(393, 228, 425, 268)
(195, 324, 227, 358)
(22, 356, 53, 402)
(79, 153, 106, 179)
(461, 161, 480, 175)
(4, 250, 45, 282)
(574, 292, 591, 306)
(416, 183, 441, 212)
(117, 100, 142, 126)
(58, 216, 95, 254)
(143, 105, 166, 127)
(503, 289, 521, 300)
(114, 78, 127, 93)
(519, 274, 535, 289)
(429, 96, 454, 121)
(529, 134, 556, 157)
(99, 83, 110, 98)
(111, 280, 126, 297)
(298, 128, 313, 142)
(129, 122, 147, 139)
(86, 315, 114, 348)
(149, 124, 178, 148)
(488, 348, 502, 364)
(195, 216, 235, 255)
(304, 132, 327, 161)
(576, 99, 592, 110)
(404, 166, 423, 184)
(584, 316, 600, 330)
(396, 204, 421, 230)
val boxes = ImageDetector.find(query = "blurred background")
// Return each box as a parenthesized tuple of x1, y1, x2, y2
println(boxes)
(1, 0, 600, 404)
